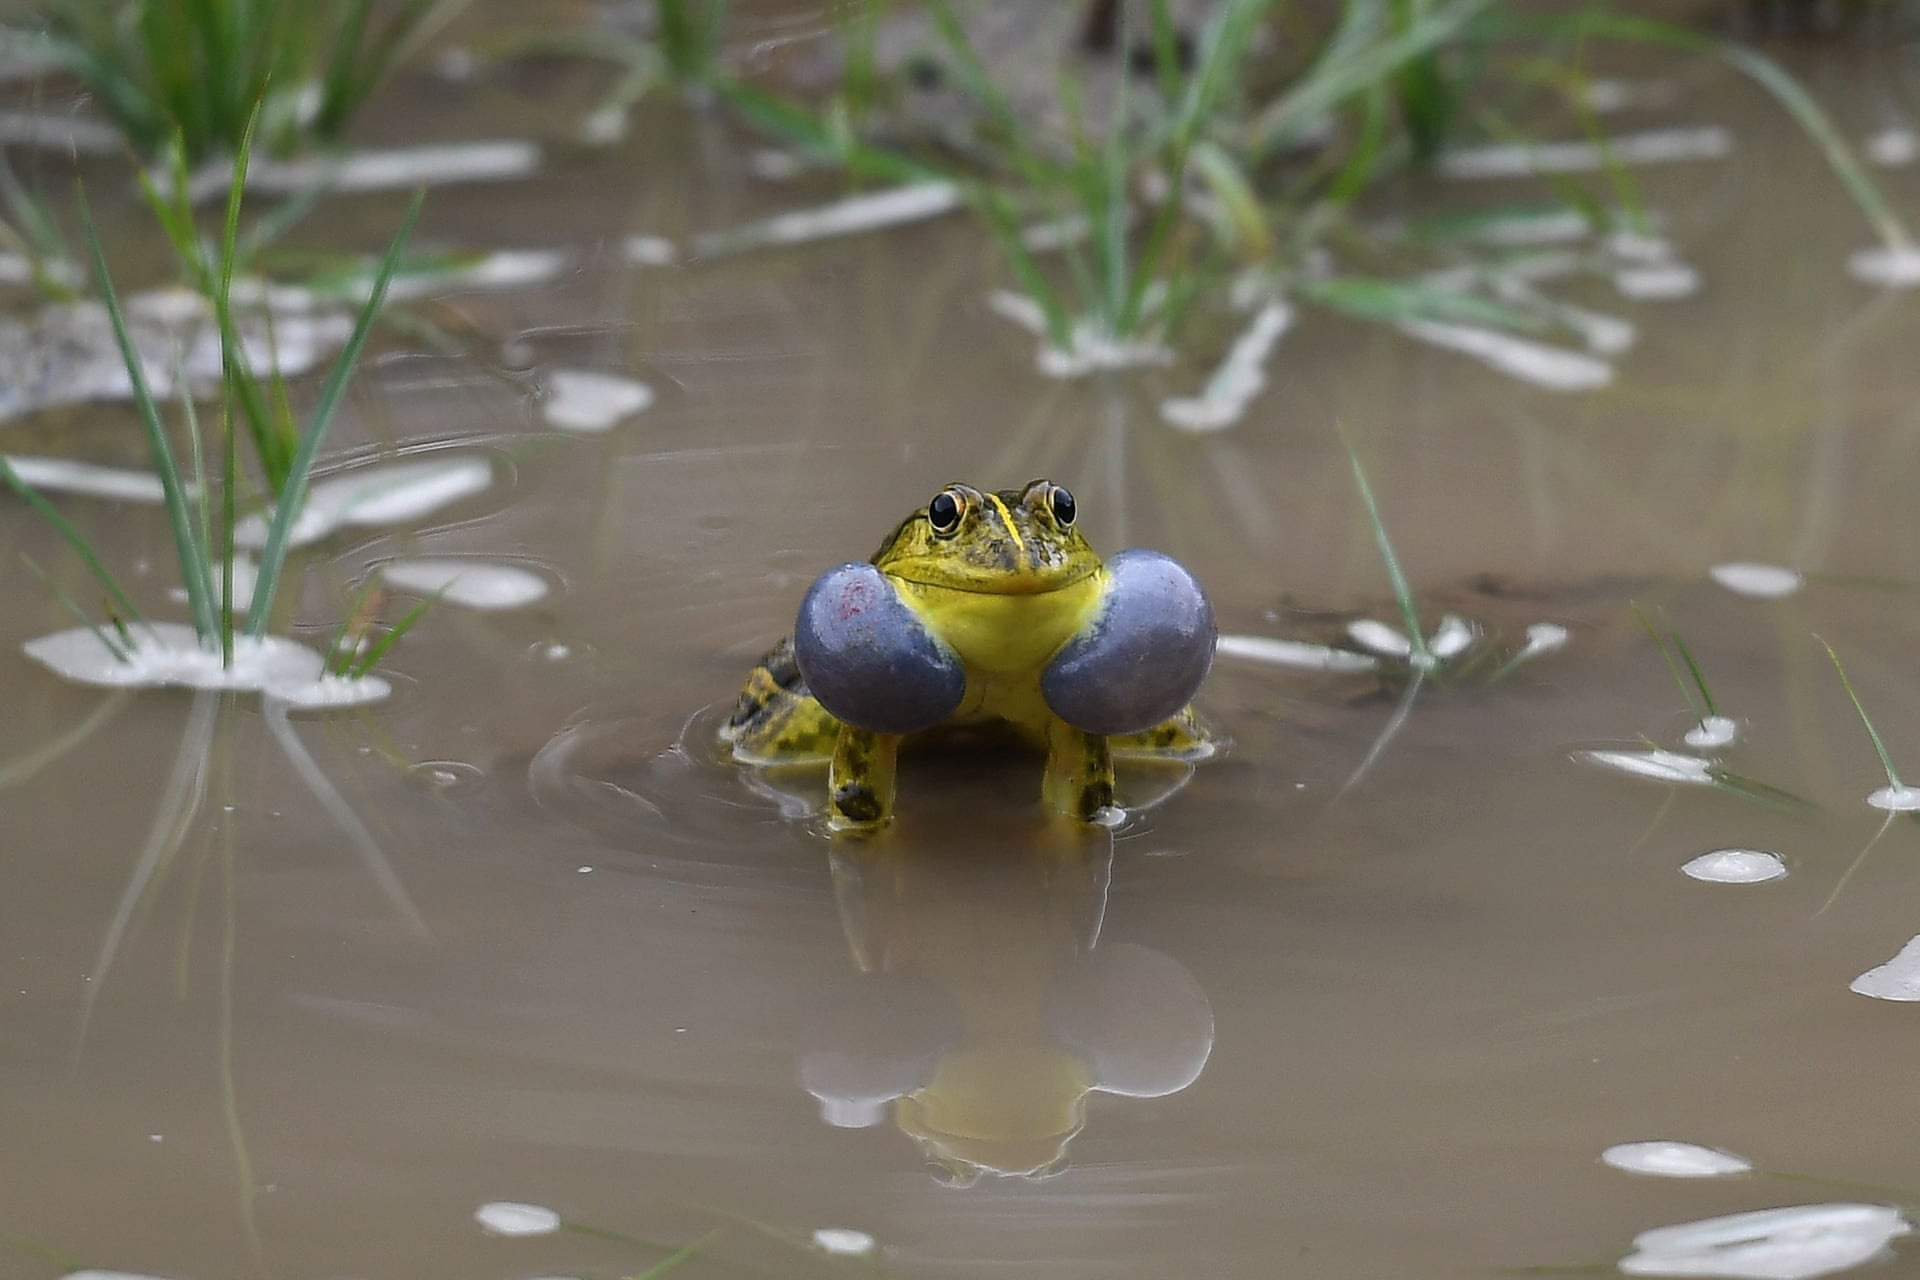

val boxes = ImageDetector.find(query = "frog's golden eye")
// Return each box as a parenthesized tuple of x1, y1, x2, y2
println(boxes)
(1048, 484, 1076, 527)
(927, 488, 964, 536)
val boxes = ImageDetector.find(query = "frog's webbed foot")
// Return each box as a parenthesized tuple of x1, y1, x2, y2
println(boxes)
(794, 563, 966, 831)
(828, 725, 900, 831)
(1043, 549, 1216, 738)
(1043, 717, 1115, 821)
(1109, 705, 1213, 758)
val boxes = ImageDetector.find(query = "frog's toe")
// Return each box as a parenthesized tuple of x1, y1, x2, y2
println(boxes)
(794, 563, 966, 734)
(1042, 549, 1215, 735)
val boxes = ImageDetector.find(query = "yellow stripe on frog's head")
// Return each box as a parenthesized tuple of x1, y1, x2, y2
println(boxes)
(874, 480, 1098, 596)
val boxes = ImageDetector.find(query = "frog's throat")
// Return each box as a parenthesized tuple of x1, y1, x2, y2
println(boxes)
(887, 569, 1108, 679)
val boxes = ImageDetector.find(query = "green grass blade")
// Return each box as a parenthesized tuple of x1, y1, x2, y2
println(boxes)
(625, 1230, 721, 1280)
(1818, 637, 1906, 790)
(1669, 628, 1719, 719)
(348, 582, 443, 679)
(0, 456, 144, 626)
(79, 190, 217, 643)
(1338, 424, 1433, 667)
(246, 190, 424, 638)
(1631, 604, 1702, 719)
(18, 552, 131, 664)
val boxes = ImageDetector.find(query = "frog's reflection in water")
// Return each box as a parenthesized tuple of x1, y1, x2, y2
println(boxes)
(797, 811, 1214, 1186)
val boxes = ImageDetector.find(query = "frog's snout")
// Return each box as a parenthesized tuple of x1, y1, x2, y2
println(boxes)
(1041, 550, 1215, 735)
(794, 562, 967, 734)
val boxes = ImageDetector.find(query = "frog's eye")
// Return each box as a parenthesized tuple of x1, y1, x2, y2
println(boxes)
(1048, 484, 1077, 527)
(927, 489, 964, 536)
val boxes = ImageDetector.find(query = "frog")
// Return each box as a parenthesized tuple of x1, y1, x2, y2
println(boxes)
(720, 479, 1217, 829)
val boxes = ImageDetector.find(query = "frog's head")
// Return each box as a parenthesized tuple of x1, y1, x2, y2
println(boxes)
(872, 480, 1099, 595)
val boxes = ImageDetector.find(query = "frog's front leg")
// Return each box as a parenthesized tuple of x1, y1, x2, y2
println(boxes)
(828, 725, 901, 830)
(1042, 715, 1115, 820)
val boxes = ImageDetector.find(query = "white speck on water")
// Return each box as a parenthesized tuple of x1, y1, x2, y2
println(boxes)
(1347, 619, 1413, 659)
(986, 291, 1174, 378)
(1216, 634, 1378, 673)
(239, 140, 542, 196)
(1847, 245, 1920, 289)
(148, 1133, 163, 1142)
(1614, 263, 1702, 300)
(381, 249, 570, 304)
(1, 455, 165, 502)
(1021, 211, 1098, 252)
(541, 369, 654, 433)
(1619, 1203, 1910, 1280)
(577, 866, 592, 873)
(1426, 615, 1476, 660)
(1865, 128, 1917, 168)
(1159, 302, 1295, 432)
(1684, 716, 1740, 749)
(812, 1228, 876, 1257)
(1519, 622, 1570, 660)
(1577, 748, 1716, 786)
(1604, 1141, 1753, 1177)
(748, 148, 806, 180)
(380, 558, 550, 611)
(1606, 232, 1676, 263)
(25, 622, 322, 695)
(1397, 319, 1613, 391)
(541, 643, 571, 660)
(1851, 934, 1920, 1000)
(475, 1201, 562, 1236)
(1683, 850, 1787, 884)
(1709, 563, 1803, 598)
(1439, 126, 1732, 180)
(695, 181, 961, 256)
(1867, 785, 1920, 812)
(623, 235, 678, 267)
(58, 1272, 176, 1280)
(268, 673, 394, 710)
(235, 456, 493, 550)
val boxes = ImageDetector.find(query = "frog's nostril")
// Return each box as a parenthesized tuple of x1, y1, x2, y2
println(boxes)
(1042, 550, 1216, 734)
(794, 563, 966, 734)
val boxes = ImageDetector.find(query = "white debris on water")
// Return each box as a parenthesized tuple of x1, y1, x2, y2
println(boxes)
(1021, 211, 1097, 252)
(58, 1272, 176, 1280)
(474, 1201, 562, 1237)
(1439, 126, 1733, 180)
(235, 456, 493, 550)
(384, 248, 570, 303)
(1576, 748, 1716, 786)
(1684, 716, 1740, 749)
(1398, 319, 1613, 391)
(269, 673, 394, 709)
(1619, 1204, 1910, 1280)
(23, 622, 328, 698)
(1709, 563, 1803, 598)
(1426, 615, 1476, 661)
(1866, 785, 1920, 813)
(812, 1228, 877, 1257)
(380, 558, 551, 611)
(1865, 128, 1918, 168)
(1851, 934, 1920, 1000)
(1847, 246, 1920, 289)
(624, 235, 679, 267)
(1160, 302, 1295, 432)
(1615, 263, 1702, 300)
(694, 182, 962, 256)
(1347, 619, 1413, 659)
(1517, 622, 1570, 661)
(540, 369, 654, 433)
(1682, 850, 1787, 885)
(1603, 1141, 1753, 1177)
(987, 290, 1174, 379)
(1, 456, 165, 503)
(0, 109, 121, 153)
(1216, 634, 1378, 673)
(235, 140, 542, 197)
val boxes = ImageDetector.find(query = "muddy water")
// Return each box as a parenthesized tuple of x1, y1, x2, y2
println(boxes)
(6, 24, 1920, 1280)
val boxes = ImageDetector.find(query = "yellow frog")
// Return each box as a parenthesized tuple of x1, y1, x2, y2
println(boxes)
(721, 480, 1216, 829)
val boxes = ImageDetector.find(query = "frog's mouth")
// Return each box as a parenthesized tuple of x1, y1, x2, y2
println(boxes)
(882, 559, 1099, 595)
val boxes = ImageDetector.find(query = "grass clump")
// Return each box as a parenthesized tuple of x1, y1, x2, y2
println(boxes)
(19, 0, 465, 162)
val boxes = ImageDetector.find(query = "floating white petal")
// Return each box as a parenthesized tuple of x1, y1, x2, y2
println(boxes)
(1851, 935, 1920, 1001)
(1684, 716, 1739, 749)
(1519, 622, 1570, 659)
(1577, 748, 1715, 786)
(1614, 263, 1702, 300)
(475, 1201, 562, 1237)
(1683, 850, 1786, 885)
(24, 622, 321, 695)
(1216, 634, 1378, 673)
(1709, 563, 1802, 598)
(381, 558, 550, 611)
(1619, 1203, 1910, 1280)
(812, 1228, 876, 1257)
(1347, 619, 1413, 659)
(236, 456, 494, 550)
(1398, 319, 1613, 391)
(1159, 302, 1295, 432)
(1867, 785, 1920, 812)
(1603, 1141, 1753, 1178)
(1865, 129, 1917, 168)
(1848, 246, 1920, 289)
(1426, 615, 1476, 660)
(269, 673, 393, 709)
(1439, 127, 1732, 179)
(541, 369, 654, 433)
(1, 455, 164, 502)
(695, 182, 961, 255)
